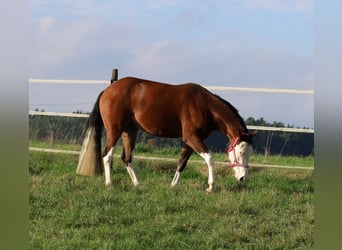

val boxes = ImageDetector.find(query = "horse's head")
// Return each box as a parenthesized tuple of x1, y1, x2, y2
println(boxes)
(227, 131, 256, 182)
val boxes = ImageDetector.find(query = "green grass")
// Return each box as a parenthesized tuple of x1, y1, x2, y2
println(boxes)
(29, 151, 314, 249)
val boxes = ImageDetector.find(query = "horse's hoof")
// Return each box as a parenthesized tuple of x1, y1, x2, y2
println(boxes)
(105, 182, 113, 187)
(133, 182, 141, 187)
(206, 184, 215, 193)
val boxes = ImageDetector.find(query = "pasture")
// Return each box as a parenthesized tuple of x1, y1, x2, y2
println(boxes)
(29, 147, 313, 249)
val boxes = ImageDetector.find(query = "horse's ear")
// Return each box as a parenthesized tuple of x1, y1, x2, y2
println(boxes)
(250, 130, 257, 138)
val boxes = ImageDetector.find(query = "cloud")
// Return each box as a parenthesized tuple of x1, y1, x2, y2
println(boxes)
(131, 40, 198, 81)
(38, 16, 55, 33)
(135, 40, 174, 66)
(30, 17, 100, 66)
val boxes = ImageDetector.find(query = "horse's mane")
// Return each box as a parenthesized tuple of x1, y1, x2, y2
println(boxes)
(204, 88, 248, 133)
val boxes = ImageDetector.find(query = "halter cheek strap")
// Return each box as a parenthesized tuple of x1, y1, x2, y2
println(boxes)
(227, 137, 239, 153)
(227, 137, 249, 168)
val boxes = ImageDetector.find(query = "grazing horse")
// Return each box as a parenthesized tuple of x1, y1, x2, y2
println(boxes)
(77, 77, 256, 192)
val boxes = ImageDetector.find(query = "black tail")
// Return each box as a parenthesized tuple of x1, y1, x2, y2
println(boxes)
(76, 92, 104, 176)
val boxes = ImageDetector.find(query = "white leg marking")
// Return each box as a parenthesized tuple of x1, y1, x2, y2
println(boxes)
(103, 147, 114, 186)
(171, 171, 181, 187)
(127, 163, 140, 186)
(125, 152, 140, 186)
(199, 152, 215, 192)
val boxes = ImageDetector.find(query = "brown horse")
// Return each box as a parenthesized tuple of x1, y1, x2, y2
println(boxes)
(77, 77, 256, 192)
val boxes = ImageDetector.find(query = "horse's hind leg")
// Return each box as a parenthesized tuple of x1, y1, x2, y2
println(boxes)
(102, 131, 121, 186)
(171, 144, 193, 187)
(121, 128, 140, 186)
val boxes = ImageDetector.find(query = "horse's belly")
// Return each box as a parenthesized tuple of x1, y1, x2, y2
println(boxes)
(134, 114, 182, 138)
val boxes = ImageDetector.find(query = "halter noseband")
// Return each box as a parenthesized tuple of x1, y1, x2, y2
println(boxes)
(227, 137, 249, 168)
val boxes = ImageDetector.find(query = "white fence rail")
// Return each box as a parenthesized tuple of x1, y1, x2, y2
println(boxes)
(29, 111, 89, 118)
(29, 78, 109, 85)
(29, 78, 314, 95)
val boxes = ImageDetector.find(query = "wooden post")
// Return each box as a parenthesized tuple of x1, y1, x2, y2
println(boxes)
(111, 69, 118, 84)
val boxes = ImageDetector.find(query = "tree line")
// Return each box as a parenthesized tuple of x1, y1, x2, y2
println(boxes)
(29, 110, 313, 156)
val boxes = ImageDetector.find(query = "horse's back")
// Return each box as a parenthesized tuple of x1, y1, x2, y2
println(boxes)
(103, 76, 209, 103)
(99, 77, 215, 137)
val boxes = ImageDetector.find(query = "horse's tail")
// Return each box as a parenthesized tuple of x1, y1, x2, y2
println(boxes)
(76, 92, 104, 176)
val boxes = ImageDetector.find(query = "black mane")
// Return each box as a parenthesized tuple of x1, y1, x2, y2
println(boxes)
(206, 90, 253, 144)
(212, 93, 248, 131)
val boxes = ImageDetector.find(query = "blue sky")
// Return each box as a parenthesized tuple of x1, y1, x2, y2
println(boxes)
(29, 0, 314, 127)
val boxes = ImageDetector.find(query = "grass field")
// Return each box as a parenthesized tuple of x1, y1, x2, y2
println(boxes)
(29, 146, 314, 249)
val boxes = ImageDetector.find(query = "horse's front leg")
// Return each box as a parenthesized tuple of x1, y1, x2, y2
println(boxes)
(182, 135, 215, 192)
(199, 152, 215, 193)
(121, 130, 140, 186)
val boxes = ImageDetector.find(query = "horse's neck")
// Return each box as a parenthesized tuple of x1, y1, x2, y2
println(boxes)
(208, 93, 247, 140)
(214, 110, 246, 141)
(227, 124, 244, 140)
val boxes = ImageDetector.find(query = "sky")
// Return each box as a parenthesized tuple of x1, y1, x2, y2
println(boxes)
(29, 0, 314, 128)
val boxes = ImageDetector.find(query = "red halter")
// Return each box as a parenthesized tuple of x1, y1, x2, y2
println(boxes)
(227, 137, 249, 168)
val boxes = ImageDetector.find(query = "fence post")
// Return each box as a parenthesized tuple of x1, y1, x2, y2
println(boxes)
(111, 69, 118, 84)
